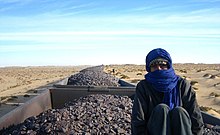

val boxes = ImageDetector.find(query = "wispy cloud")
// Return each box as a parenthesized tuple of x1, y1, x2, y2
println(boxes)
(187, 7, 220, 16)
(0, 29, 220, 40)
(0, 30, 219, 49)
(0, 0, 34, 12)
(0, 44, 97, 53)
(0, 0, 98, 17)
(41, 1, 99, 17)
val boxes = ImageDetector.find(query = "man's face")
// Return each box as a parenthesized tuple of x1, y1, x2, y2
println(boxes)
(150, 61, 168, 72)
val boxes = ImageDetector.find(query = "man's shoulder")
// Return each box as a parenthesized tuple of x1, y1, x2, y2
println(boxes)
(136, 79, 152, 91)
(138, 79, 146, 83)
(137, 79, 148, 86)
(177, 76, 191, 87)
(177, 76, 193, 96)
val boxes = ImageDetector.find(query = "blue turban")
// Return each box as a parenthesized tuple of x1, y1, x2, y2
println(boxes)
(145, 48, 180, 110)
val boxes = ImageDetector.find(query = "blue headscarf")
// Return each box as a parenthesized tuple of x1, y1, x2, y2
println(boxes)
(145, 48, 180, 110)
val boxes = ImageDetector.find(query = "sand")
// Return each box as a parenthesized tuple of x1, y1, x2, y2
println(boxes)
(0, 66, 85, 117)
(0, 64, 220, 119)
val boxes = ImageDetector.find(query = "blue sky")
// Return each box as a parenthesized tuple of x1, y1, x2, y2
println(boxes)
(0, 0, 220, 66)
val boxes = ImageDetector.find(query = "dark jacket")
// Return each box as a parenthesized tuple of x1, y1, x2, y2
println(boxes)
(131, 77, 204, 135)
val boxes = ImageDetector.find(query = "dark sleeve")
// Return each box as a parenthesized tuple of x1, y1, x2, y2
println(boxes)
(131, 81, 148, 135)
(181, 79, 204, 135)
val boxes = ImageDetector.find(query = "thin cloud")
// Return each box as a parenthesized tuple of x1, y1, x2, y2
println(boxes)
(0, 45, 96, 53)
(0, 0, 98, 17)
(0, 31, 220, 45)
(188, 8, 220, 16)
(42, 1, 99, 16)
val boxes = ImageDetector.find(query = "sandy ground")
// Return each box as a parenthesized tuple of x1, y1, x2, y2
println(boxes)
(0, 64, 220, 119)
(0, 66, 85, 117)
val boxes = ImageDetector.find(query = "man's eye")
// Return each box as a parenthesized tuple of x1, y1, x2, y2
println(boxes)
(159, 64, 168, 67)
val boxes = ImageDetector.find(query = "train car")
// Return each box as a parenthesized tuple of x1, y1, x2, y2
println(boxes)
(0, 73, 220, 134)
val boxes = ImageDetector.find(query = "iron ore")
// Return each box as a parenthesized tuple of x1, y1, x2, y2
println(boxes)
(0, 94, 132, 135)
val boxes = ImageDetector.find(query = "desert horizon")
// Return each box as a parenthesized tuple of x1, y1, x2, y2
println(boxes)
(0, 64, 220, 119)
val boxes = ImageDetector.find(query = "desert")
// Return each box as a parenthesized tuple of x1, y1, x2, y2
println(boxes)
(0, 64, 220, 119)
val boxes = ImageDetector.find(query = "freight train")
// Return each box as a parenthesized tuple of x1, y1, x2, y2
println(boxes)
(0, 66, 219, 134)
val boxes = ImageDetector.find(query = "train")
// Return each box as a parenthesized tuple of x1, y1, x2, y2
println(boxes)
(0, 72, 220, 132)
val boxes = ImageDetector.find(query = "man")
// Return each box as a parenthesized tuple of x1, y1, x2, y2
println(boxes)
(131, 48, 204, 135)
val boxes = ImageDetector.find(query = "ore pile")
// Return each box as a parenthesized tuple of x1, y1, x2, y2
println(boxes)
(0, 97, 220, 135)
(0, 94, 132, 135)
(67, 65, 119, 86)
